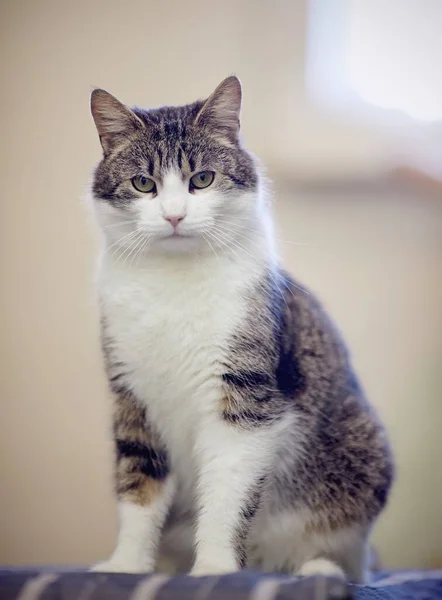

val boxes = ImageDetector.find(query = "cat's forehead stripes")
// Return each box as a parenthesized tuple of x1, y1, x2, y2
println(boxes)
(134, 116, 205, 182)
(92, 95, 258, 205)
(146, 143, 200, 183)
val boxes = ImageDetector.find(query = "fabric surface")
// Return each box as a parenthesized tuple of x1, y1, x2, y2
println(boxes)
(0, 569, 441, 600)
(0, 570, 350, 600)
(354, 570, 442, 600)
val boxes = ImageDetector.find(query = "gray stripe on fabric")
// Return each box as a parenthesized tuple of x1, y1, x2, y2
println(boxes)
(193, 575, 222, 600)
(131, 574, 171, 600)
(250, 577, 282, 600)
(314, 576, 329, 600)
(73, 578, 101, 600)
(17, 573, 59, 600)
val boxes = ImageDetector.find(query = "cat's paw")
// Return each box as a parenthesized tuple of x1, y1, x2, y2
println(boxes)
(90, 559, 151, 574)
(190, 562, 237, 577)
(297, 558, 346, 579)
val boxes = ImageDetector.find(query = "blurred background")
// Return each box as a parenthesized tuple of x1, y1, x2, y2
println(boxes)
(1, 0, 442, 570)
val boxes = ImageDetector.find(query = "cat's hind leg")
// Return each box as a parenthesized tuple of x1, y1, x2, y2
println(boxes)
(298, 527, 371, 583)
(297, 558, 346, 579)
(253, 509, 370, 583)
(295, 529, 370, 583)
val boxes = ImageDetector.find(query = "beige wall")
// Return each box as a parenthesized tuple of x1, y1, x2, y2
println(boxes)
(1, 0, 441, 569)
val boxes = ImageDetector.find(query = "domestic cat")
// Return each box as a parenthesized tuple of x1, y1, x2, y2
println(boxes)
(88, 76, 393, 581)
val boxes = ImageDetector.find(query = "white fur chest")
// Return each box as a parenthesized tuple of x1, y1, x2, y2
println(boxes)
(99, 253, 260, 477)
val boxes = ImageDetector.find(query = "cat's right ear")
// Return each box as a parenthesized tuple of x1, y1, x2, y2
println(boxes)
(90, 89, 144, 155)
(194, 76, 242, 143)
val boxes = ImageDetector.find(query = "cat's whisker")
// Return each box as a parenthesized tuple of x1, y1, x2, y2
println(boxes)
(106, 227, 140, 249)
(135, 235, 152, 266)
(282, 274, 310, 296)
(102, 220, 139, 231)
(104, 228, 143, 262)
(127, 233, 147, 268)
(211, 225, 310, 300)
(210, 228, 258, 263)
(136, 234, 153, 266)
(201, 232, 219, 261)
(206, 229, 247, 263)
(205, 229, 242, 262)
(121, 231, 146, 267)
(215, 223, 265, 252)
(113, 230, 143, 266)
(217, 217, 312, 247)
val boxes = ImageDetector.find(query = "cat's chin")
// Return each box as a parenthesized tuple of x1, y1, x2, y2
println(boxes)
(154, 233, 204, 255)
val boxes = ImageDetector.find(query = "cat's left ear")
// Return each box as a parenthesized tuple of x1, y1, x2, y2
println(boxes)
(194, 76, 242, 142)
(90, 89, 144, 155)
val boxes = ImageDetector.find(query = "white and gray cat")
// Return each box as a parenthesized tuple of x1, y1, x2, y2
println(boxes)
(88, 76, 393, 581)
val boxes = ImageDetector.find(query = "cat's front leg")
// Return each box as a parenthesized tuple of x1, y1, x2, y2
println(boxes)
(91, 391, 174, 574)
(190, 416, 276, 577)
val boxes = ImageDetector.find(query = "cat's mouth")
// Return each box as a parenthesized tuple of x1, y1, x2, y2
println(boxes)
(162, 230, 194, 239)
(154, 229, 202, 253)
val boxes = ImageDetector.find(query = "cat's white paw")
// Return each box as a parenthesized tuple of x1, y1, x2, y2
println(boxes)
(90, 559, 151, 574)
(190, 562, 237, 577)
(297, 558, 346, 579)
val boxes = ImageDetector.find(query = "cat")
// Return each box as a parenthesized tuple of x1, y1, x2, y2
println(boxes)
(88, 76, 394, 582)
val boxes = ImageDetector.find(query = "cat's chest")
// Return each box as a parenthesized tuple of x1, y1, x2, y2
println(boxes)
(100, 258, 251, 441)
(112, 293, 227, 401)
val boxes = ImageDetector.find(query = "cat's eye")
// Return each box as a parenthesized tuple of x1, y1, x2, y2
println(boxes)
(189, 171, 214, 190)
(132, 175, 156, 194)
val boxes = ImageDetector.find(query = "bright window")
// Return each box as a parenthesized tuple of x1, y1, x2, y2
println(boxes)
(307, 0, 442, 123)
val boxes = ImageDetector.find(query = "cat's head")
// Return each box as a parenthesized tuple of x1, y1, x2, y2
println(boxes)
(90, 76, 261, 258)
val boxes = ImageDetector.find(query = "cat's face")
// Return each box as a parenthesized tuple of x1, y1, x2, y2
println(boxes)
(90, 77, 259, 257)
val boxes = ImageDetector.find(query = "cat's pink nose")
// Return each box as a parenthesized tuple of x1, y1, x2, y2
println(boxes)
(164, 215, 185, 229)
